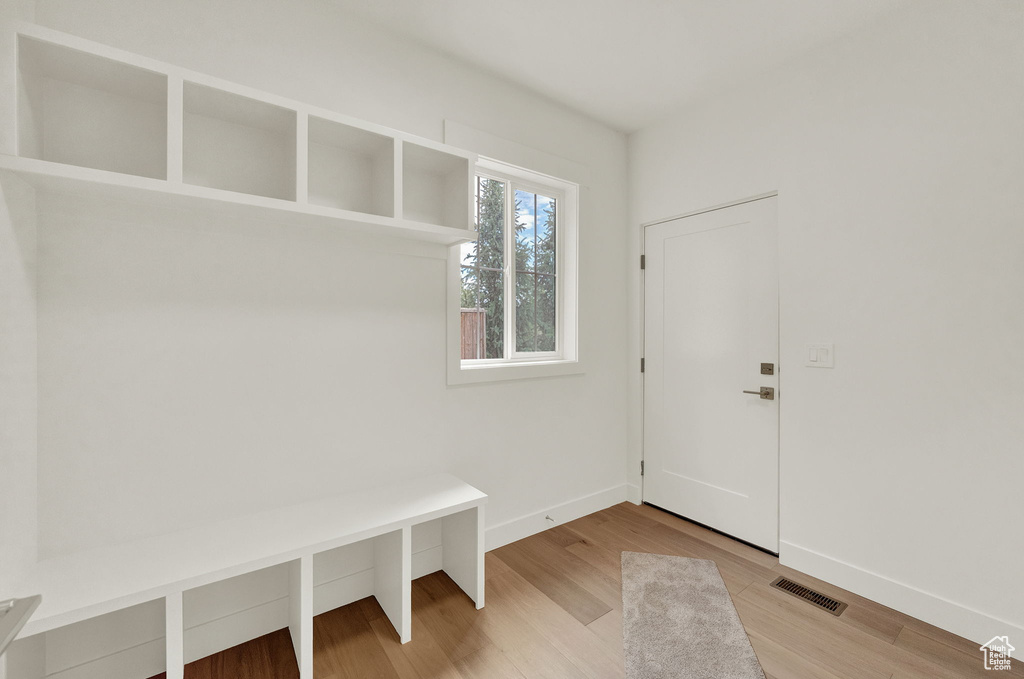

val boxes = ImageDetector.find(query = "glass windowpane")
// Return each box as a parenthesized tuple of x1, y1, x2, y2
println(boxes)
(516, 272, 537, 352)
(536, 273, 556, 351)
(480, 268, 504, 359)
(536, 194, 556, 274)
(462, 176, 505, 360)
(477, 178, 504, 266)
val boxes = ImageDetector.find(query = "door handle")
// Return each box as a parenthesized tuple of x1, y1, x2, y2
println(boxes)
(743, 387, 775, 400)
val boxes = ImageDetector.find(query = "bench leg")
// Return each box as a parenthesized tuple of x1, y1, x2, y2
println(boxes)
(374, 527, 411, 643)
(289, 555, 313, 678)
(165, 592, 184, 679)
(443, 505, 485, 609)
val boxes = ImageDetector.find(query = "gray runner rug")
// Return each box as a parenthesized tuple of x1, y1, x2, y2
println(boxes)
(621, 552, 766, 679)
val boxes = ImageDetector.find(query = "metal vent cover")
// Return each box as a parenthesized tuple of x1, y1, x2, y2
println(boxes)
(770, 576, 848, 616)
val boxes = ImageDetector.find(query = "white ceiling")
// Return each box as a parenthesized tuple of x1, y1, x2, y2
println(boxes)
(334, 0, 915, 132)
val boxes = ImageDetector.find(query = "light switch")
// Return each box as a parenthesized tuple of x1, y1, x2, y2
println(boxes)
(805, 343, 835, 368)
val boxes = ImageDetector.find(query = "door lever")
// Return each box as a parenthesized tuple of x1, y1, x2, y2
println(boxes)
(743, 387, 775, 400)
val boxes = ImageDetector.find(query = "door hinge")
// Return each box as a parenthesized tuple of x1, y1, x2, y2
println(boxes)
(640, 357, 645, 373)
(640, 460, 645, 476)
(640, 254, 646, 270)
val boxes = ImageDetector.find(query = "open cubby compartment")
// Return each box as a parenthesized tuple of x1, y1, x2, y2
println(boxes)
(180, 562, 302, 669)
(308, 115, 395, 216)
(313, 528, 410, 643)
(401, 141, 471, 229)
(411, 506, 485, 609)
(17, 35, 168, 179)
(4, 599, 166, 679)
(183, 82, 296, 201)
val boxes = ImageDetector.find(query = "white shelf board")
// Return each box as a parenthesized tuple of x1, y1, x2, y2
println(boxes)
(18, 34, 166, 105)
(9, 473, 486, 638)
(0, 155, 476, 246)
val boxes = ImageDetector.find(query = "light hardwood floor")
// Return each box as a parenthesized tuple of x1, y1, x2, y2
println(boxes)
(167, 502, 1022, 679)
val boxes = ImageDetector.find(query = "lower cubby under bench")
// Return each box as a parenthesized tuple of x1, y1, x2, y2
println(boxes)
(2, 474, 486, 679)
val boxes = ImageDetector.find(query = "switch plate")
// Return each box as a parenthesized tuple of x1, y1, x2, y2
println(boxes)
(805, 343, 835, 368)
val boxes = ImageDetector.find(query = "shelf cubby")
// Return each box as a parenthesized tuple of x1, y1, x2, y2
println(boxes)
(17, 35, 168, 180)
(307, 115, 395, 216)
(411, 506, 484, 608)
(6, 599, 166, 679)
(402, 141, 471, 229)
(411, 518, 443, 579)
(8, 24, 478, 246)
(183, 82, 297, 201)
(181, 563, 300, 667)
(312, 528, 409, 643)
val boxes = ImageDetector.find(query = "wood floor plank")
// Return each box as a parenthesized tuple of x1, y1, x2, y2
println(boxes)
(601, 503, 777, 584)
(733, 593, 892, 679)
(894, 625, 1024, 678)
(365, 614, 425, 679)
(770, 564, 907, 644)
(411, 573, 490, 662)
(378, 608, 465, 679)
(898, 613, 1024, 676)
(314, 599, 401, 679)
(184, 628, 298, 679)
(468, 572, 595, 679)
(492, 537, 612, 625)
(564, 510, 753, 594)
(746, 630, 850, 679)
(484, 562, 623, 679)
(452, 644, 528, 679)
(523, 530, 623, 609)
(561, 528, 628, 583)
(619, 502, 781, 570)
(586, 609, 624, 662)
(738, 580, 983, 679)
(485, 550, 514, 581)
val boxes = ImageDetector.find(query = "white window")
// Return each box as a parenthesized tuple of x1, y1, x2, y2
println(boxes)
(447, 157, 579, 384)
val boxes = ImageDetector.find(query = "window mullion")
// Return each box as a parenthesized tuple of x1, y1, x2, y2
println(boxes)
(503, 179, 515, 360)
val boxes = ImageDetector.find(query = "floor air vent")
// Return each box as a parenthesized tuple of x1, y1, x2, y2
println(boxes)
(770, 576, 848, 616)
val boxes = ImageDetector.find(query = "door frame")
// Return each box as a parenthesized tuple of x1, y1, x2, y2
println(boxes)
(638, 191, 780, 540)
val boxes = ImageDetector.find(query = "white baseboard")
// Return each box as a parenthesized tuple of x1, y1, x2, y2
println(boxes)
(484, 484, 628, 552)
(626, 483, 641, 505)
(780, 540, 1024, 646)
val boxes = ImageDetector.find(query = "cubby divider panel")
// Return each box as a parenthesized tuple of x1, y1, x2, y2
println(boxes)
(308, 115, 394, 216)
(402, 141, 470, 229)
(440, 506, 485, 608)
(4, 599, 166, 679)
(18, 35, 168, 179)
(183, 82, 297, 201)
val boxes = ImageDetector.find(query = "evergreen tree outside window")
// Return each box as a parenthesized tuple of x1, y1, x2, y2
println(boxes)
(515, 189, 556, 353)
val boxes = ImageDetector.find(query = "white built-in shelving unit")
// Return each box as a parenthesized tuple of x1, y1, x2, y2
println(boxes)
(4, 474, 486, 679)
(4, 23, 477, 246)
(1, 20, 487, 679)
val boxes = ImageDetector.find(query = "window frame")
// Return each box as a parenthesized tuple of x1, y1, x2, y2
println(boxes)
(447, 157, 580, 385)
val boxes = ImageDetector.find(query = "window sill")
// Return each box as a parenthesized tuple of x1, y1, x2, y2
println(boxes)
(447, 358, 584, 386)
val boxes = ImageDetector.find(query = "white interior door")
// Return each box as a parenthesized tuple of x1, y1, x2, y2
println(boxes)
(643, 196, 779, 552)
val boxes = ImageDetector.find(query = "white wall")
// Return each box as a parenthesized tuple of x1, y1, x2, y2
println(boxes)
(0, 0, 36, 593)
(629, 0, 1023, 644)
(24, 0, 628, 559)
